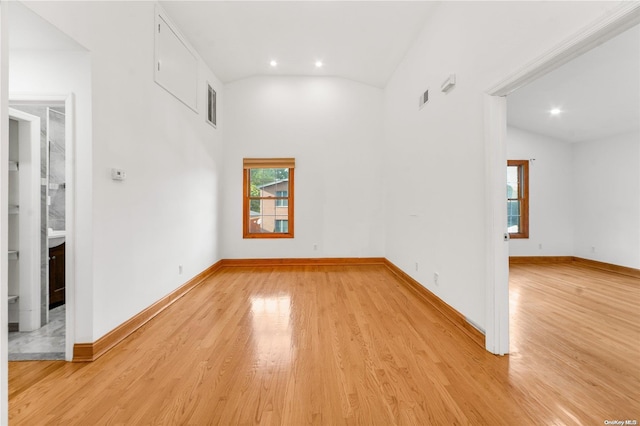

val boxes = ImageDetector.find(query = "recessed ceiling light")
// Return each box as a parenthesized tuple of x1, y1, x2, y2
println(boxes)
(550, 108, 562, 116)
(270, 60, 277, 67)
(315, 60, 323, 68)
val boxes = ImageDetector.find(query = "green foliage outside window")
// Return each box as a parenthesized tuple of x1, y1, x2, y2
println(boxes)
(249, 168, 289, 212)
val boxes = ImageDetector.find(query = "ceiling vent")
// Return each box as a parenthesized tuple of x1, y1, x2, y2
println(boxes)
(418, 89, 429, 109)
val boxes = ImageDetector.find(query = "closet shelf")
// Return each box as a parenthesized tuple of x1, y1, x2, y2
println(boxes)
(9, 205, 19, 214)
(8, 250, 18, 260)
(8, 295, 18, 304)
(9, 161, 19, 171)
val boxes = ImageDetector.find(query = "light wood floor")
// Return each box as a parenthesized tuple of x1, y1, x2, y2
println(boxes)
(8, 263, 640, 424)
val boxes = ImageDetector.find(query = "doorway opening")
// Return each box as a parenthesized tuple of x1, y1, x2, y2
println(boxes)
(4, 0, 88, 364)
(506, 21, 639, 348)
(8, 99, 70, 360)
(483, 4, 640, 355)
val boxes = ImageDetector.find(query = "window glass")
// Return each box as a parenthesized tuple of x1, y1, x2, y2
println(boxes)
(507, 160, 529, 238)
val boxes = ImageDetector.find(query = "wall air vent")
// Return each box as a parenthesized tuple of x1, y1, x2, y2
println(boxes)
(419, 88, 429, 110)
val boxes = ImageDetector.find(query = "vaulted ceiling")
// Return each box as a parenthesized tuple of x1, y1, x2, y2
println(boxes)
(9, 2, 639, 144)
(159, 1, 436, 88)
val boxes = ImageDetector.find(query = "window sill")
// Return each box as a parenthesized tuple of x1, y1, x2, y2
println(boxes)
(243, 233, 294, 239)
(509, 234, 529, 239)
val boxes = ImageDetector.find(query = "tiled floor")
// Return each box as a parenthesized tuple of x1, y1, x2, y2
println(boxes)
(8, 305, 65, 360)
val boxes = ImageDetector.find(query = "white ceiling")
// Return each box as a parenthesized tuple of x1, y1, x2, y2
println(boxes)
(8, 1, 85, 51)
(159, 1, 436, 88)
(507, 24, 640, 143)
(8, 2, 639, 143)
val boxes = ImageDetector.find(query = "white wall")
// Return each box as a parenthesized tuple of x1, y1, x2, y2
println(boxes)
(506, 127, 640, 268)
(20, 2, 224, 341)
(383, 1, 623, 329)
(573, 132, 640, 268)
(507, 126, 574, 256)
(221, 76, 385, 259)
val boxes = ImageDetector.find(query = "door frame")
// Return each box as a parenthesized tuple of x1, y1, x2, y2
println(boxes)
(1, 3, 8, 420)
(483, 3, 640, 355)
(9, 94, 75, 361)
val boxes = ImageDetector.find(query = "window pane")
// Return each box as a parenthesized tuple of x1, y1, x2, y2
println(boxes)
(247, 212, 290, 234)
(507, 200, 520, 233)
(275, 219, 289, 233)
(250, 168, 289, 189)
(507, 166, 519, 198)
(276, 190, 288, 207)
(249, 169, 290, 217)
(271, 180, 289, 192)
(250, 169, 290, 210)
(248, 210, 263, 233)
(259, 196, 277, 215)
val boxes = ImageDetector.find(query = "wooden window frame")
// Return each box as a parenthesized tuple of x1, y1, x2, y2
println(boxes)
(507, 160, 529, 239)
(243, 158, 295, 239)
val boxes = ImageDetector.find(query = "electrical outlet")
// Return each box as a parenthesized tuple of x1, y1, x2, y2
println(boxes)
(538, 243, 543, 250)
(591, 246, 596, 253)
(434, 272, 439, 286)
(415, 262, 419, 271)
(313, 244, 318, 251)
(111, 168, 126, 181)
(178, 265, 183, 274)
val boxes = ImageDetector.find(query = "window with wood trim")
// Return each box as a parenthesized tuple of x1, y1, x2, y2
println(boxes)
(507, 160, 529, 239)
(243, 158, 295, 238)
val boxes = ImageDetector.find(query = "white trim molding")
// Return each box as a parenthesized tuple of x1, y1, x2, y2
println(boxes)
(484, 94, 509, 355)
(0, 2, 9, 423)
(488, 2, 640, 97)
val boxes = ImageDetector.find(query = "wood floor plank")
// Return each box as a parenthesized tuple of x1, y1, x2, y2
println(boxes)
(509, 263, 640, 423)
(9, 263, 640, 424)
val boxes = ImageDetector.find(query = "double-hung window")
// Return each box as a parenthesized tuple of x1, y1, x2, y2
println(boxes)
(243, 158, 295, 238)
(507, 160, 529, 239)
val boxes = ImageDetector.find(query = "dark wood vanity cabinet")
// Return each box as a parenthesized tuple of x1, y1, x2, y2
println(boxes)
(49, 242, 65, 309)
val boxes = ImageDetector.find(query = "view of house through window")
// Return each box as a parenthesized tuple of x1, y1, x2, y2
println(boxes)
(507, 160, 529, 239)
(275, 191, 288, 207)
(243, 158, 295, 238)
